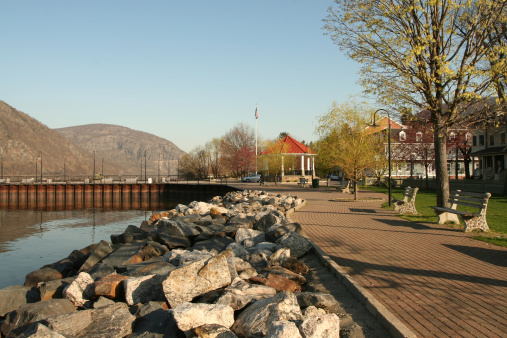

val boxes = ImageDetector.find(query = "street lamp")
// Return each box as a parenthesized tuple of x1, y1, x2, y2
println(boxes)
(144, 150, 147, 182)
(93, 151, 96, 183)
(39, 151, 43, 184)
(374, 109, 392, 206)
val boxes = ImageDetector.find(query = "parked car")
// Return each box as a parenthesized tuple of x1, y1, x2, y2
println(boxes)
(241, 174, 262, 183)
(329, 174, 341, 181)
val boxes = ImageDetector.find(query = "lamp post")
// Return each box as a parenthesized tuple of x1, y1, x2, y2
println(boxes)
(39, 151, 43, 184)
(374, 109, 392, 206)
(64, 158, 66, 182)
(93, 151, 96, 183)
(144, 151, 147, 182)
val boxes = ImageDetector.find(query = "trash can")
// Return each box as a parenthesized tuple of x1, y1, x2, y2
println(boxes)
(312, 178, 319, 188)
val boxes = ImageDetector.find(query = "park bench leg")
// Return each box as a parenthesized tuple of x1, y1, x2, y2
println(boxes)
(399, 203, 417, 215)
(436, 212, 460, 225)
(462, 216, 490, 232)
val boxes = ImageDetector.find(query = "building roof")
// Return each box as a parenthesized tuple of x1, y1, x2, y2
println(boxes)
(261, 135, 315, 155)
(364, 116, 405, 134)
(470, 146, 507, 157)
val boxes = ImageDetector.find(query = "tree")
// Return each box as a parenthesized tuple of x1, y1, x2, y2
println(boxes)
(260, 138, 294, 184)
(178, 146, 209, 180)
(324, 0, 507, 207)
(316, 100, 385, 199)
(205, 138, 225, 178)
(221, 123, 256, 177)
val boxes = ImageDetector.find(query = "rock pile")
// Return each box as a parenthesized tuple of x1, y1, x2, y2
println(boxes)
(0, 190, 341, 337)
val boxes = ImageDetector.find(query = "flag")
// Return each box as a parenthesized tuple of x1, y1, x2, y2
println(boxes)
(255, 106, 258, 119)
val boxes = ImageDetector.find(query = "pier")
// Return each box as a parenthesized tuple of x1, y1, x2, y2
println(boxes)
(0, 182, 238, 211)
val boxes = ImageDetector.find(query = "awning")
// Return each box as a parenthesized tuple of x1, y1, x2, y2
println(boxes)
(470, 146, 507, 156)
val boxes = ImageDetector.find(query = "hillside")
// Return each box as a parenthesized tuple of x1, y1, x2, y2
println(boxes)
(0, 101, 103, 177)
(55, 124, 186, 177)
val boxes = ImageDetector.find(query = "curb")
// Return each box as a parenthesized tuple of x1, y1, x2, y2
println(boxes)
(247, 190, 416, 337)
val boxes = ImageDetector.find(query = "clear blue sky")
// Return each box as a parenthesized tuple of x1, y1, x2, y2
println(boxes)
(0, 0, 363, 152)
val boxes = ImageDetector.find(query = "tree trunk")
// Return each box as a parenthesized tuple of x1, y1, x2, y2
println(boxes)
(434, 123, 449, 207)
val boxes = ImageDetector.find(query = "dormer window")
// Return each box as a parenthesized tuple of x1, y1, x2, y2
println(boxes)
(416, 132, 423, 142)
(399, 131, 406, 141)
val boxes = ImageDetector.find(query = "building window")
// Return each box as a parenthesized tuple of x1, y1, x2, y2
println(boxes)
(479, 135, 485, 146)
(416, 132, 422, 142)
(490, 135, 495, 146)
(466, 133, 471, 142)
(399, 131, 406, 141)
(449, 132, 456, 140)
(473, 136, 477, 146)
(501, 133, 506, 145)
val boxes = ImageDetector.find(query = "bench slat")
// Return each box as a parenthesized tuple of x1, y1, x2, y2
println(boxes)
(432, 207, 477, 217)
(449, 200, 488, 210)
(450, 190, 491, 198)
(448, 195, 488, 204)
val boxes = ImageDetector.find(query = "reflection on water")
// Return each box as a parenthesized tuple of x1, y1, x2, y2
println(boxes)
(0, 208, 156, 289)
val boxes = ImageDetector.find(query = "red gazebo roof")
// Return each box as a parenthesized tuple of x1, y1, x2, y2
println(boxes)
(261, 135, 315, 155)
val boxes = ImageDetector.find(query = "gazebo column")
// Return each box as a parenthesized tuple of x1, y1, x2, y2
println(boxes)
(301, 155, 305, 176)
(281, 156, 284, 180)
(307, 158, 310, 176)
(312, 156, 316, 177)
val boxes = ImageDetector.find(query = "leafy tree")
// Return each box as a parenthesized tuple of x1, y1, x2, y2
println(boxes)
(205, 138, 225, 178)
(324, 0, 507, 207)
(178, 146, 209, 180)
(316, 101, 385, 199)
(221, 123, 256, 177)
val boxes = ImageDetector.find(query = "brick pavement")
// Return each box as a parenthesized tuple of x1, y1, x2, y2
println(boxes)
(233, 183, 507, 337)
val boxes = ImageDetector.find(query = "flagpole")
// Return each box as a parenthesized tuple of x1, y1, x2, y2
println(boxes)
(255, 104, 258, 175)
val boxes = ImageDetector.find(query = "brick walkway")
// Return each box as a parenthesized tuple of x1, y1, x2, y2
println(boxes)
(233, 183, 507, 337)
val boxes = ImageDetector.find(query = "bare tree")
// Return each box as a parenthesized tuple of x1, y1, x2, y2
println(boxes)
(221, 123, 256, 177)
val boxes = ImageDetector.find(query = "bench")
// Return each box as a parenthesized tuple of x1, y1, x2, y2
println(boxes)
(298, 178, 309, 187)
(431, 190, 491, 232)
(336, 181, 351, 194)
(392, 186, 419, 214)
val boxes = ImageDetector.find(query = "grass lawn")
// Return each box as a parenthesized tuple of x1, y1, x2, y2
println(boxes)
(362, 185, 507, 248)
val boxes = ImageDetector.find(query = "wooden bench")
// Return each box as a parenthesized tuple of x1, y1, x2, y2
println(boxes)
(392, 186, 419, 215)
(431, 190, 491, 232)
(336, 181, 351, 194)
(298, 178, 309, 187)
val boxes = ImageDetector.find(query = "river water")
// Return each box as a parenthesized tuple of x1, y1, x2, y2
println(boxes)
(0, 200, 190, 289)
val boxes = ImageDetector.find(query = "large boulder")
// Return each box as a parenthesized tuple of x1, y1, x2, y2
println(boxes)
(124, 274, 166, 306)
(231, 291, 302, 337)
(275, 232, 312, 258)
(24, 267, 63, 288)
(63, 272, 94, 308)
(17, 323, 65, 338)
(43, 302, 135, 337)
(1, 299, 76, 337)
(38, 278, 74, 301)
(170, 302, 235, 332)
(299, 313, 340, 337)
(78, 240, 114, 273)
(162, 255, 232, 307)
(265, 320, 302, 338)
(130, 302, 183, 338)
(0, 285, 40, 317)
(157, 219, 201, 237)
(235, 228, 265, 247)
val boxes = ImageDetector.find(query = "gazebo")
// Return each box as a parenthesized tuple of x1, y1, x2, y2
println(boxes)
(261, 134, 316, 181)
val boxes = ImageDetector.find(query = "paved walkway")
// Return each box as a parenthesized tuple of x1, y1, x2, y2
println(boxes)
(233, 183, 507, 337)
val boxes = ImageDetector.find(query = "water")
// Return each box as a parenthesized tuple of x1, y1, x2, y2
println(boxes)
(0, 208, 159, 289)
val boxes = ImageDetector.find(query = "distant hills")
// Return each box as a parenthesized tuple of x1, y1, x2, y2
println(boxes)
(0, 101, 186, 178)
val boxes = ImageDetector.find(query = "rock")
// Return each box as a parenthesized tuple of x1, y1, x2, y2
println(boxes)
(91, 274, 129, 299)
(78, 240, 114, 272)
(192, 324, 238, 338)
(24, 267, 63, 288)
(231, 291, 302, 337)
(43, 302, 135, 337)
(269, 248, 291, 266)
(99, 242, 144, 268)
(275, 232, 312, 258)
(121, 224, 150, 243)
(170, 302, 235, 332)
(162, 255, 232, 307)
(92, 296, 115, 308)
(157, 233, 192, 249)
(295, 292, 340, 312)
(87, 263, 116, 281)
(299, 313, 340, 337)
(235, 228, 265, 247)
(255, 213, 281, 232)
(303, 305, 327, 319)
(124, 274, 166, 306)
(63, 272, 94, 307)
(192, 237, 235, 255)
(130, 302, 184, 338)
(246, 242, 279, 255)
(225, 242, 248, 258)
(45, 258, 77, 278)
(38, 278, 74, 301)
(17, 323, 65, 338)
(266, 223, 303, 242)
(150, 210, 170, 222)
(247, 252, 269, 270)
(157, 219, 201, 237)
(265, 266, 306, 286)
(0, 285, 40, 316)
(1, 299, 76, 337)
(216, 279, 277, 311)
(125, 260, 175, 277)
(249, 273, 298, 292)
(139, 241, 169, 260)
(281, 257, 310, 275)
(265, 320, 302, 338)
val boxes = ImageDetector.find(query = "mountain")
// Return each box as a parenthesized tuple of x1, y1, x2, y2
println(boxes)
(0, 101, 186, 178)
(55, 124, 186, 177)
(0, 100, 102, 177)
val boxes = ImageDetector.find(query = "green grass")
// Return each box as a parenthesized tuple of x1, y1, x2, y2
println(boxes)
(362, 185, 507, 247)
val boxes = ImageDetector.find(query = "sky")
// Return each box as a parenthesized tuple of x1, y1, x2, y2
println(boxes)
(0, 0, 363, 152)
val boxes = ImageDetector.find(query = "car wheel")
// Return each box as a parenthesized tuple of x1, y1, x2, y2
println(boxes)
(246, 179, 250, 182)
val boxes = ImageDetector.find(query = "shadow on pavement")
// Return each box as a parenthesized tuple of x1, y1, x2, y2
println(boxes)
(372, 217, 459, 232)
(443, 244, 507, 268)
